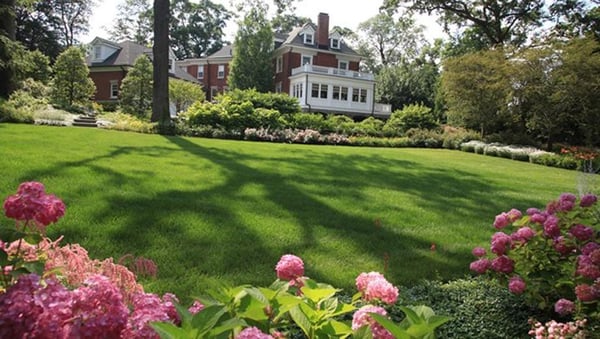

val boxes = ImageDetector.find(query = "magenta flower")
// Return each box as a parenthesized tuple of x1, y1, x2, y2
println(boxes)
(508, 276, 526, 294)
(514, 227, 535, 242)
(491, 232, 512, 255)
(530, 212, 547, 224)
(494, 212, 510, 229)
(188, 300, 204, 315)
(575, 284, 598, 302)
(554, 298, 575, 316)
(543, 216, 561, 238)
(526, 208, 541, 216)
(491, 255, 514, 274)
(560, 193, 577, 203)
(569, 224, 594, 241)
(553, 236, 574, 256)
(507, 209, 522, 222)
(275, 254, 304, 281)
(356, 271, 385, 292)
(352, 305, 394, 339)
(471, 247, 486, 257)
(580, 194, 598, 207)
(469, 258, 491, 274)
(363, 277, 399, 305)
(3, 181, 66, 232)
(582, 242, 600, 255)
(236, 327, 273, 339)
(575, 255, 600, 280)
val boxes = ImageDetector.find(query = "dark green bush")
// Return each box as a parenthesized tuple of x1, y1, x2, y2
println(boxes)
(529, 153, 579, 170)
(398, 277, 535, 339)
(97, 101, 119, 112)
(0, 98, 34, 123)
(353, 117, 385, 137)
(441, 126, 481, 149)
(383, 103, 439, 136)
(223, 88, 300, 114)
(285, 112, 326, 131)
(405, 128, 443, 148)
(323, 114, 355, 135)
(348, 136, 411, 147)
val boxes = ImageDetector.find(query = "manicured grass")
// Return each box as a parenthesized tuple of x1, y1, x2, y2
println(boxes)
(0, 123, 578, 302)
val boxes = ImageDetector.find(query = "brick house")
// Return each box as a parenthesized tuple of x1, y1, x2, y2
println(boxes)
(179, 13, 391, 118)
(86, 37, 197, 107)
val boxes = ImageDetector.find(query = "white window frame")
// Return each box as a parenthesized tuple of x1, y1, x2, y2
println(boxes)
(217, 64, 225, 79)
(338, 60, 348, 70)
(301, 55, 312, 66)
(332, 85, 348, 101)
(109, 80, 119, 99)
(292, 83, 303, 98)
(352, 88, 368, 103)
(276, 56, 283, 73)
(275, 82, 282, 93)
(311, 83, 328, 99)
(304, 33, 314, 45)
(331, 38, 340, 49)
(93, 46, 102, 60)
(197, 67, 204, 80)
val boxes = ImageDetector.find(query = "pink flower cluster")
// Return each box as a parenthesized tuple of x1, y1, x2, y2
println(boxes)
(351, 305, 394, 339)
(275, 254, 304, 281)
(529, 319, 587, 339)
(236, 326, 274, 339)
(0, 273, 175, 338)
(3, 181, 65, 232)
(470, 192, 600, 317)
(355, 271, 398, 305)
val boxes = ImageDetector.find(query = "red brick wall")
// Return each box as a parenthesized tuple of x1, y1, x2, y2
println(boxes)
(89, 70, 126, 101)
(314, 52, 337, 68)
(349, 61, 359, 71)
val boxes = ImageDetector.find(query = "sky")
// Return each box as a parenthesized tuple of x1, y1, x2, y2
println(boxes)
(82, 0, 445, 44)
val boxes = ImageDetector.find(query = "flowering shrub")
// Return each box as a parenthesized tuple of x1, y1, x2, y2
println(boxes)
(0, 182, 189, 338)
(529, 319, 587, 339)
(470, 192, 599, 329)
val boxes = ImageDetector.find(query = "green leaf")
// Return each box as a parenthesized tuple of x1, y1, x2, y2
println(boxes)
(209, 318, 247, 336)
(150, 321, 191, 339)
(320, 319, 352, 337)
(289, 305, 312, 337)
(329, 302, 356, 318)
(0, 249, 8, 266)
(353, 325, 374, 339)
(237, 294, 269, 321)
(190, 304, 227, 333)
(174, 303, 192, 330)
(400, 305, 425, 325)
(244, 286, 270, 305)
(300, 286, 338, 303)
(273, 295, 302, 321)
(369, 313, 411, 339)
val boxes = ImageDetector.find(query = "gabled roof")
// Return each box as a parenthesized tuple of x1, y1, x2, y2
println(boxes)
(207, 45, 233, 59)
(276, 25, 360, 57)
(86, 40, 152, 67)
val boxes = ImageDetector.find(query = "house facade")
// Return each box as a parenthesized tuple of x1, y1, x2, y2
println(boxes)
(179, 13, 391, 118)
(86, 37, 197, 106)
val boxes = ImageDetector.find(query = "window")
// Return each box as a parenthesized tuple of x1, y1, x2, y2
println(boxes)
(276, 56, 283, 73)
(109, 80, 119, 99)
(352, 88, 367, 103)
(197, 67, 204, 80)
(94, 46, 102, 60)
(332, 86, 348, 101)
(338, 61, 348, 70)
(304, 33, 314, 45)
(311, 83, 328, 99)
(168, 59, 174, 72)
(292, 83, 303, 98)
(210, 87, 219, 100)
(217, 65, 225, 79)
(301, 55, 312, 66)
(331, 38, 340, 49)
(275, 82, 282, 93)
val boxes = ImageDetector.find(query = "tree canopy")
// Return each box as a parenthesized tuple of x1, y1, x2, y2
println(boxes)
(120, 55, 153, 118)
(51, 46, 95, 108)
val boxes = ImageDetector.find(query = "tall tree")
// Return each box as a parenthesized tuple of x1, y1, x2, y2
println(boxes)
(169, 78, 204, 113)
(356, 10, 425, 73)
(228, 3, 274, 92)
(51, 46, 95, 108)
(54, 0, 93, 47)
(15, 0, 63, 59)
(441, 49, 513, 137)
(120, 55, 153, 118)
(151, 0, 170, 125)
(169, 0, 231, 59)
(382, 0, 545, 47)
(107, 0, 153, 45)
(549, 0, 600, 39)
(271, 14, 311, 33)
(0, 0, 17, 98)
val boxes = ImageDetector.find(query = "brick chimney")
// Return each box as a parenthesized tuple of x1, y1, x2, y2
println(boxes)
(317, 12, 329, 49)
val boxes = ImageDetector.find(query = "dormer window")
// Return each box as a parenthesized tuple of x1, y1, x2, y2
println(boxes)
(331, 38, 340, 49)
(93, 45, 102, 60)
(304, 33, 314, 45)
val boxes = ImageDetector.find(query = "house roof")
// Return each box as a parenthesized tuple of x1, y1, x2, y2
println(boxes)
(276, 24, 360, 56)
(87, 37, 198, 83)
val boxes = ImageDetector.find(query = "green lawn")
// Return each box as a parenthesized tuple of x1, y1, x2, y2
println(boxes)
(0, 123, 578, 302)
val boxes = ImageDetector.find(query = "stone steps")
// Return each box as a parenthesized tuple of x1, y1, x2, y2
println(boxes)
(72, 115, 98, 128)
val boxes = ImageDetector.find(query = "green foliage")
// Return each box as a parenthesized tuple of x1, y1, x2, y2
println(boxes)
(286, 112, 326, 131)
(399, 278, 534, 338)
(405, 128, 443, 148)
(169, 78, 204, 114)
(99, 112, 157, 134)
(120, 55, 153, 119)
(221, 88, 300, 115)
(348, 136, 412, 148)
(440, 126, 480, 150)
(0, 98, 33, 123)
(228, 4, 274, 92)
(353, 117, 385, 137)
(324, 114, 355, 135)
(384, 104, 439, 136)
(529, 153, 579, 170)
(369, 306, 451, 339)
(51, 46, 95, 110)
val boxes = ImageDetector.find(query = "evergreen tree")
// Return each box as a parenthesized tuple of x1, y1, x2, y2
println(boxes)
(228, 3, 273, 92)
(0, 0, 16, 99)
(51, 46, 95, 108)
(120, 55, 153, 118)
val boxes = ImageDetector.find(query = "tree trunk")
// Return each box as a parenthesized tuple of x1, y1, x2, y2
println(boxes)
(0, 0, 16, 99)
(151, 0, 170, 126)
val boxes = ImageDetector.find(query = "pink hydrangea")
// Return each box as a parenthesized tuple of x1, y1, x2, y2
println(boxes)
(514, 227, 535, 242)
(553, 236, 574, 256)
(3, 181, 65, 231)
(469, 258, 491, 274)
(543, 216, 561, 238)
(580, 194, 598, 207)
(493, 213, 510, 229)
(526, 208, 541, 216)
(554, 298, 575, 316)
(188, 300, 204, 315)
(275, 254, 304, 281)
(491, 255, 514, 274)
(575, 284, 598, 302)
(363, 277, 399, 305)
(575, 255, 600, 280)
(508, 276, 526, 294)
(236, 327, 273, 339)
(582, 242, 600, 255)
(507, 209, 522, 222)
(123, 292, 180, 339)
(491, 232, 512, 255)
(355, 271, 385, 292)
(530, 212, 547, 224)
(471, 247, 486, 257)
(569, 224, 594, 241)
(352, 305, 394, 339)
